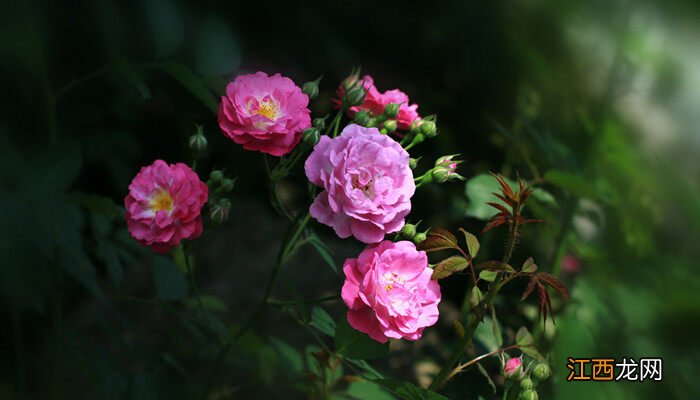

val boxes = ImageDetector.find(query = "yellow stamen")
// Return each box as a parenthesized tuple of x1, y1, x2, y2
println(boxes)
(254, 99, 279, 120)
(150, 190, 173, 212)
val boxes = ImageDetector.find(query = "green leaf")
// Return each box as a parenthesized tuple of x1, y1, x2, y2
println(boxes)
(309, 306, 336, 337)
(184, 295, 227, 312)
(335, 314, 389, 360)
(269, 337, 304, 374)
(113, 57, 150, 99)
(474, 316, 500, 352)
(470, 286, 485, 309)
(347, 380, 395, 400)
(257, 346, 279, 386)
(159, 61, 218, 114)
(374, 379, 448, 400)
(515, 326, 534, 347)
(152, 256, 188, 301)
(431, 255, 469, 279)
(309, 234, 337, 274)
(477, 362, 496, 394)
(544, 170, 597, 199)
(464, 174, 515, 220)
(522, 257, 538, 273)
(479, 270, 498, 282)
(459, 228, 480, 258)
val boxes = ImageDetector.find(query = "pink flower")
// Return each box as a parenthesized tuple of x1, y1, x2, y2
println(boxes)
(504, 357, 524, 379)
(341, 240, 441, 343)
(305, 124, 415, 243)
(335, 74, 421, 130)
(125, 160, 208, 253)
(218, 71, 312, 156)
(561, 254, 582, 274)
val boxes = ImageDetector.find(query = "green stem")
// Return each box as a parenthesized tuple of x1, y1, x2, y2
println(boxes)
(183, 244, 209, 324)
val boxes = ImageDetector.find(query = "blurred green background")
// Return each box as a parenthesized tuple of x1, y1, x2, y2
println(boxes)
(1, 0, 699, 399)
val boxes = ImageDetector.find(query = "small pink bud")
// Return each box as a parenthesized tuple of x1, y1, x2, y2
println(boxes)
(561, 255, 582, 274)
(503, 357, 524, 380)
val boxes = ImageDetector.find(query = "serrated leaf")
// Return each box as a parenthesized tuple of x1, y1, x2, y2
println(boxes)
(417, 236, 459, 253)
(152, 256, 188, 301)
(537, 272, 571, 300)
(470, 286, 485, 309)
(431, 255, 468, 279)
(335, 315, 389, 360)
(522, 257, 537, 273)
(479, 270, 498, 282)
(113, 57, 150, 99)
(458, 228, 480, 258)
(159, 61, 218, 114)
(475, 260, 515, 273)
(309, 306, 336, 337)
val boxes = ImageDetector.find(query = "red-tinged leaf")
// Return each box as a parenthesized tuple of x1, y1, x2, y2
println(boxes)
(487, 202, 510, 214)
(429, 228, 459, 246)
(537, 272, 571, 301)
(523, 218, 545, 224)
(493, 192, 513, 206)
(521, 274, 538, 301)
(417, 236, 459, 253)
(538, 284, 550, 326)
(432, 256, 469, 279)
(490, 172, 515, 200)
(475, 260, 515, 273)
(482, 218, 507, 233)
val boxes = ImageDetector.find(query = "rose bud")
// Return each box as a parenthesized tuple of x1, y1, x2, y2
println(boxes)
(409, 158, 419, 170)
(209, 170, 224, 185)
(344, 86, 367, 107)
(412, 232, 427, 244)
(189, 130, 207, 152)
(210, 198, 231, 224)
(302, 128, 321, 147)
(420, 120, 437, 137)
(503, 357, 524, 380)
(520, 378, 534, 391)
(521, 390, 538, 400)
(354, 111, 370, 126)
(383, 119, 397, 133)
(302, 76, 322, 100)
(384, 102, 400, 119)
(400, 223, 417, 239)
(532, 363, 551, 381)
(220, 178, 235, 192)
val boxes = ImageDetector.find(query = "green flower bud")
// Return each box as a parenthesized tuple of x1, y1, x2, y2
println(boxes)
(354, 111, 370, 126)
(313, 117, 326, 130)
(401, 223, 417, 239)
(520, 378, 534, 391)
(209, 170, 224, 184)
(220, 178, 235, 192)
(383, 119, 397, 132)
(344, 86, 366, 107)
(210, 198, 231, 224)
(520, 390, 538, 400)
(302, 76, 322, 100)
(532, 363, 551, 381)
(302, 128, 320, 147)
(189, 132, 207, 152)
(413, 232, 427, 244)
(420, 120, 437, 137)
(409, 158, 419, 170)
(409, 120, 423, 134)
(365, 117, 379, 128)
(384, 102, 400, 119)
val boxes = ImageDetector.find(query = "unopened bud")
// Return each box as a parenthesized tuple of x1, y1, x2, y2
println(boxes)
(432, 168, 450, 183)
(503, 357, 524, 380)
(409, 158, 419, 170)
(189, 129, 207, 152)
(410, 120, 423, 134)
(384, 102, 400, 119)
(383, 119, 397, 133)
(210, 198, 231, 224)
(531, 363, 551, 381)
(520, 390, 538, 400)
(520, 378, 534, 391)
(420, 120, 437, 137)
(365, 118, 379, 128)
(209, 170, 224, 184)
(302, 128, 320, 147)
(302, 76, 322, 100)
(220, 178, 235, 192)
(401, 224, 417, 239)
(313, 117, 326, 130)
(413, 232, 427, 244)
(354, 111, 370, 126)
(344, 86, 366, 107)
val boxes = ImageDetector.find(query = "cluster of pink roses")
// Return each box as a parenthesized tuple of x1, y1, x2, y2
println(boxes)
(124, 71, 440, 342)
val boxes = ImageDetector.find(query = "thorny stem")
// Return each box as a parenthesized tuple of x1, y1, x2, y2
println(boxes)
(430, 204, 522, 391)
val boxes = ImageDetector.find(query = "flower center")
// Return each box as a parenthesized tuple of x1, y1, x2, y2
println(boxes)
(253, 98, 279, 120)
(150, 190, 173, 212)
(382, 271, 405, 292)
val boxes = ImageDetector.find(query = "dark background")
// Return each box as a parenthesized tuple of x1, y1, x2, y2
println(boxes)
(1, 0, 699, 399)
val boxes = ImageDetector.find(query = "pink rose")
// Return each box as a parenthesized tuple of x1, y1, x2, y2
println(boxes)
(125, 160, 208, 253)
(341, 240, 441, 343)
(218, 71, 312, 156)
(305, 124, 415, 243)
(334, 74, 421, 130)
